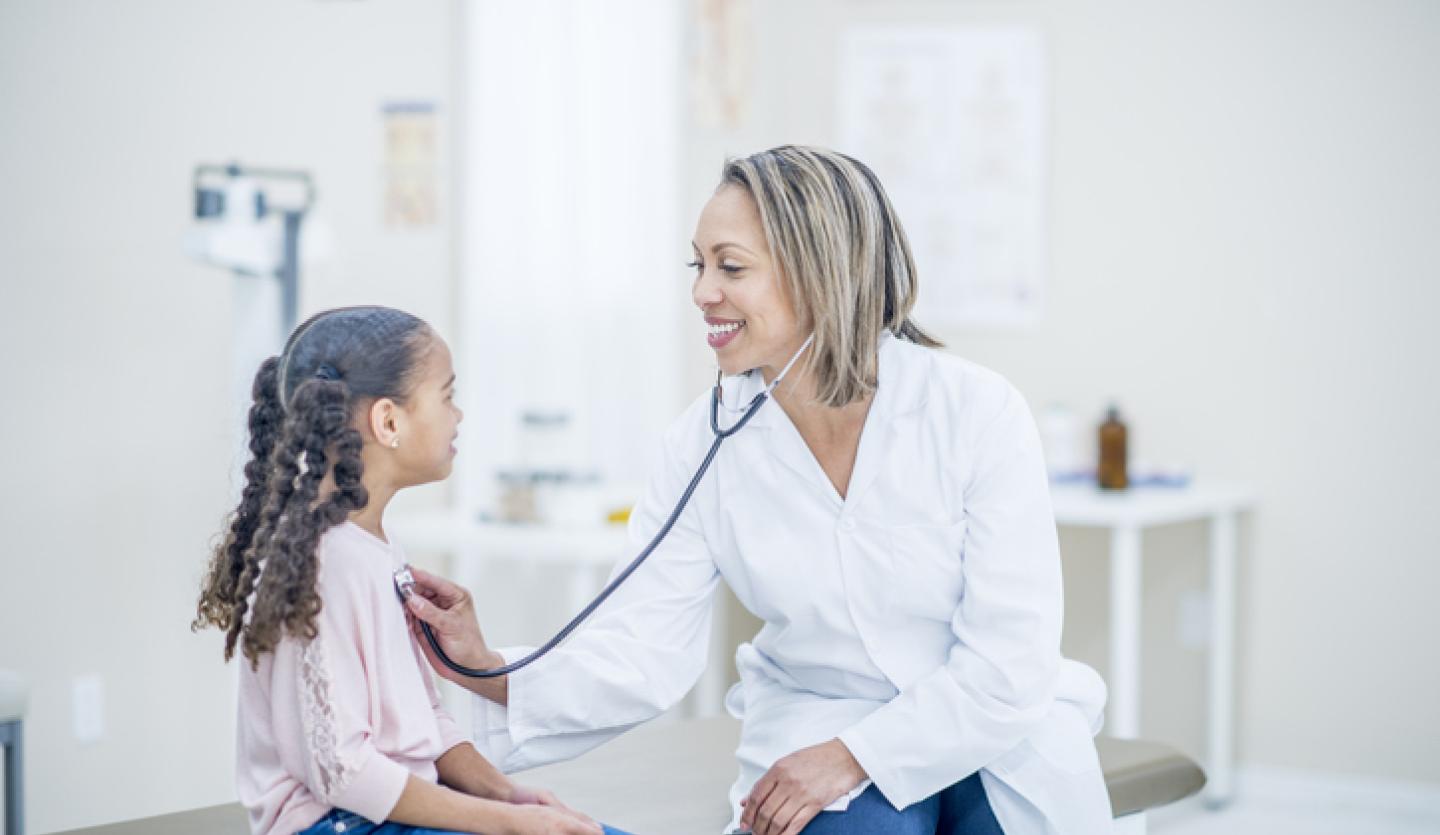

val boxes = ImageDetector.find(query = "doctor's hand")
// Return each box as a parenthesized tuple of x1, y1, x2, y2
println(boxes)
(403, 566, 507, 700)
(740, 739, 867, 835)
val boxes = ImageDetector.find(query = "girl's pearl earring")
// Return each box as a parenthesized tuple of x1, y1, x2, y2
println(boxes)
(391, 438, 400, 449)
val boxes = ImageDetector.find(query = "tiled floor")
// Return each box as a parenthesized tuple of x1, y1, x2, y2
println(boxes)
(1151, 795, 1440, 835)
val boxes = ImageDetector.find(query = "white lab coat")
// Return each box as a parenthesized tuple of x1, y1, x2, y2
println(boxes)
(473, 333, 1114, 834)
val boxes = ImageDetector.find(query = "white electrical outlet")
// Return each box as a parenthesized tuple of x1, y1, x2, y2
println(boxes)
(1178, 590, 1211, 650)
(73, 674, 105, 743)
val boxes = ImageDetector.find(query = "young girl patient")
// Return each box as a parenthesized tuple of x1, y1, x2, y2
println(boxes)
(195, 307, 623, 835)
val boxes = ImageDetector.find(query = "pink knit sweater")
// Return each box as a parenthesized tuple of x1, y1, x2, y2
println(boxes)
(236, 522, 467, 835)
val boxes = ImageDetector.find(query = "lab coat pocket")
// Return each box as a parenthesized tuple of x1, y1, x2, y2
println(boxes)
(885, 519, 967, 621)
(1007, 703, 1102, 777)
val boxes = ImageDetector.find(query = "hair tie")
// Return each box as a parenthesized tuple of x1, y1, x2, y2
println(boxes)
(314, 363, 341, 382)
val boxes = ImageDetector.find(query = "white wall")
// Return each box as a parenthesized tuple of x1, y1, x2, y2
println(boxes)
(3, 2, 1437, 831)
(681, 0, 1440, 786)
(0, 1, 459, 831)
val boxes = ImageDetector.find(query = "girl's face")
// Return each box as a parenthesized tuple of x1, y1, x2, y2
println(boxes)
(690, 185, 807, 378)
(386, 336, 463, 487)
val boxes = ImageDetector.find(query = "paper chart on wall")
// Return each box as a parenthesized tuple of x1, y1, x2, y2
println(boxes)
(382, 101, 440, 228)
(838, 27, 1047, 327)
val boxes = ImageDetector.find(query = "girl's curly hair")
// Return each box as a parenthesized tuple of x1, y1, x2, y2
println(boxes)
(193, 306, 432, 667)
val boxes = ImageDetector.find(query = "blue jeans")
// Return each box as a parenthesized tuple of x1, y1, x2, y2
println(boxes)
(298, 807, 634, 835)
(797, 773, 1004, 834)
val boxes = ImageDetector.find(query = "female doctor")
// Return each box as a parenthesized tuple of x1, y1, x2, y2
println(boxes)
(405, 145, 1114, 835)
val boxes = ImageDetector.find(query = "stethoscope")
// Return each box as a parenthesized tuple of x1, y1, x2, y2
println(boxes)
(396, 334, 815, 679)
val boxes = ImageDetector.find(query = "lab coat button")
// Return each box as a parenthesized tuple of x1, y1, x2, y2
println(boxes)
(841, 517, 856, 532)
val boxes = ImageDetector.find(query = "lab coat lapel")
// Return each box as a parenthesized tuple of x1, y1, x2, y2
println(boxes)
(841, 333, 927, 509)
(764, 404, 845, 508)
(752, 333, 927, 509)
(717, 369, 836, 505)
(840, 412, 891, 510)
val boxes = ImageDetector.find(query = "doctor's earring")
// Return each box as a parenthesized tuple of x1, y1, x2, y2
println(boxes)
(390, 437, 400, 449)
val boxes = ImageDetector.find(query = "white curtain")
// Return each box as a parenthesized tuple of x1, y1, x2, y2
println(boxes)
(458, 0, 683, 514)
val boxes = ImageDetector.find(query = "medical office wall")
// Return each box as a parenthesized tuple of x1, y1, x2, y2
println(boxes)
(0, 0, 462, 831)
(678, 0, 1440, 794)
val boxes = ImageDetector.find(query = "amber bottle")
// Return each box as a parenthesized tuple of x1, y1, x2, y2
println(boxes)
(1097, 405, 1128, 490)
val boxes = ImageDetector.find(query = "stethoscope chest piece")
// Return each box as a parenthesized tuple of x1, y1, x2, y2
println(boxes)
(393, 565, 417, 603)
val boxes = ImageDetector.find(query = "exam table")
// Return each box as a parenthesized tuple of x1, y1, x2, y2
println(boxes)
(59, 717, 1204, 835)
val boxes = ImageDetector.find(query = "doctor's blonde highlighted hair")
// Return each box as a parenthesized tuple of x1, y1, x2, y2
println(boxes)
(721, 145, 941, 408)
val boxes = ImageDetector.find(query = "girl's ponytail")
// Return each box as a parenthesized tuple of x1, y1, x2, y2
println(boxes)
(240, 374, 368, 664)
(193, 356, 284, 655)
(195, 306, 430, 666)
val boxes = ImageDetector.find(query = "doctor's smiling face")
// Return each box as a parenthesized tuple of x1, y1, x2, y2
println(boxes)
(690, 184, 808, 379)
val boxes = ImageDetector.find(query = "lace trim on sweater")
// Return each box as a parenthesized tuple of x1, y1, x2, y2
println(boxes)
(298, 633, 354, 800)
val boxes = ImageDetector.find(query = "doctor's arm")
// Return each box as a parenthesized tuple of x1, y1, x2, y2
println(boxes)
(741, 384, 1062, 834)
(409, 418, 723, 773)
(834, 382, 1064, 810)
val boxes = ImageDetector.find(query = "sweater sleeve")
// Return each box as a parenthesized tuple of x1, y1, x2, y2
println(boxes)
(411, 632, 468, 755)
(270, 555, 412, 823)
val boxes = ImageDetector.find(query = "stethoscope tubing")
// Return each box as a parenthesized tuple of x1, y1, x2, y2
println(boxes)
(415, 387, 766, 678)
(414, 334, 812, 680)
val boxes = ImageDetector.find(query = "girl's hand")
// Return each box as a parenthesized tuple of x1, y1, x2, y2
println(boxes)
(500, 803, 605, 835)
(739, 739, 866, 835)
(511, 784, 595, 827)
(404, 566, 503, 685)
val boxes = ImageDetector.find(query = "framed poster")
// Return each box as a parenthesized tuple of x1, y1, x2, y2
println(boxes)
(838, 27, 1048, 327)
